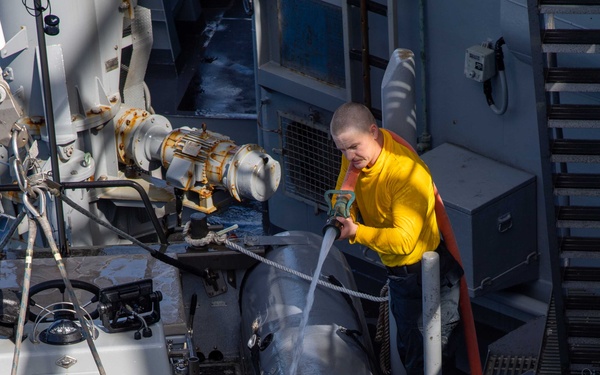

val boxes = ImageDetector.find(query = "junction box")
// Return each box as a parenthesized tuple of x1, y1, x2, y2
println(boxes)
(464, 44, 496, 82)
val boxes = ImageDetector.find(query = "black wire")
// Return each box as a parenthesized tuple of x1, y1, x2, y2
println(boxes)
(483, 79, 494, 106)
(494, 36, 506, 72)
(483, 36, 506, 108)
(22, 0, 51, 18)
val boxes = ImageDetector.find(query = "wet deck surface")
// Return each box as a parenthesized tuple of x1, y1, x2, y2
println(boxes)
(0, 253, 187, 335)
(146, 0, 255, 117)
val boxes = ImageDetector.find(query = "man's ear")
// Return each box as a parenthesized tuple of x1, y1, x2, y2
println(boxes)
(369, 123, 378, 138)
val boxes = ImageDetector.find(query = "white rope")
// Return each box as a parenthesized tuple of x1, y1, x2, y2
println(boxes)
(182, 222, 239, 247)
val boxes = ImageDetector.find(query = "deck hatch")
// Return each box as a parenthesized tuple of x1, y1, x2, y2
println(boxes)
(280, 112, 340, 211)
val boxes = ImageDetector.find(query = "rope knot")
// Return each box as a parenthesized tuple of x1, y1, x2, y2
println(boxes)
(182, 221, 232, 247)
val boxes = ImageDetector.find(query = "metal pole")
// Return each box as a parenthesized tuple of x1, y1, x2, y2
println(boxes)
(360, 0, 371, 108)
(33, 0, 68, 256)
(422, 251, 442, 375)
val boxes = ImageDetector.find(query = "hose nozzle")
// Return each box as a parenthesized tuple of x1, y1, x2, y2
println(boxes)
(323, 216, 343, 240)
(323, 190, 355, 240)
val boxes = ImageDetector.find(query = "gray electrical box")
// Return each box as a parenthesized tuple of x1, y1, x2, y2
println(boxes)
(421, 143, 538, 297)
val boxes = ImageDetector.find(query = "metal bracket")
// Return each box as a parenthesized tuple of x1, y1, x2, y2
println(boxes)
(0, 27, 28, 59)
(202, 269, 227, 297)
(2, 67, 13, 81)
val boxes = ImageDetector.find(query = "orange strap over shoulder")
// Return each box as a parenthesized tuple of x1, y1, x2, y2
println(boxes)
(340, 130, 482, 375)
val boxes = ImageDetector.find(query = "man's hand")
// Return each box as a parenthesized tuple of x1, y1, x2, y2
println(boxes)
(335, 216, 358, 240)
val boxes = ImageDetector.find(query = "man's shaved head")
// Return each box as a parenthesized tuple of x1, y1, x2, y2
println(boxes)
(330, 102, 377, 137)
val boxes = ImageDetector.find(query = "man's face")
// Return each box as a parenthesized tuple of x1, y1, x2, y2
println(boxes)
(332, 125, 379, 170)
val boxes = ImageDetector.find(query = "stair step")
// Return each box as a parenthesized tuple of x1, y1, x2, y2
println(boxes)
(559, 237, 600, 260)
(557, 206, 600, 228)
(543, 29, 600, 53)
(568, 339, 600, 365)
(554, 173, 600, 196)
(546, 68, 600, 92)
(560, 238, 600, 259)
(564, 266, 600, 282)
(565, 293, 600, 310)
(568, 321, 600, 339)
(541, 0, 600, 4)
(551, 139, 600, 163)
(548, 104, 600, 128)
(540, 0, 600, 14)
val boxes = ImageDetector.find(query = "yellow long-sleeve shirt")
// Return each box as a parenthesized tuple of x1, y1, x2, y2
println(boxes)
(335, 129, 440, 267)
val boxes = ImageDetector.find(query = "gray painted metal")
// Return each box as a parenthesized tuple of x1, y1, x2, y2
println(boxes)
(240, 231, 375, 375)
(421, 143, 538, 297)
(381, 48, 418, 149)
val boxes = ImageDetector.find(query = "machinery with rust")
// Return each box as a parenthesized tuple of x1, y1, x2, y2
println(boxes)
(0, 0, 280, 248)
(3, 0, 597, 374)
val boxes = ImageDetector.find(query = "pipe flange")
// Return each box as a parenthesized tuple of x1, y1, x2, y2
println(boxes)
(226, 144, 281, 201)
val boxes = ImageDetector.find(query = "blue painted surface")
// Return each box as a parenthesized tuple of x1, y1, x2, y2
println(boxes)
(280, 0, 345, 88)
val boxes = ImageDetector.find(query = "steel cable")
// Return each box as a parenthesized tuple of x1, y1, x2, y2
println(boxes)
(28, 189, 106, 375)
(10, 216, 36, 375)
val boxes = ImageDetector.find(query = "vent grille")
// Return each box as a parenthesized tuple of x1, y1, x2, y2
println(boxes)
(484, 355, 537, 375)
(280, 113, 341, 211)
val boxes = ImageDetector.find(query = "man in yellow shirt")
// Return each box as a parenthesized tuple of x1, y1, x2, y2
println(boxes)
(329, 102, 463, 374)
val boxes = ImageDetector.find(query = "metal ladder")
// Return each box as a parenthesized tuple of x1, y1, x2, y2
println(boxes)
(528, 1, 600, 373)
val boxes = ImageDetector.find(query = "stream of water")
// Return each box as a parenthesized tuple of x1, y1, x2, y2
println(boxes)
(288, 227, 338, 375)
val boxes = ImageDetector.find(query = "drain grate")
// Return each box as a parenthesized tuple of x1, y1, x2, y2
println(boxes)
(484, 355, 536, 375)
